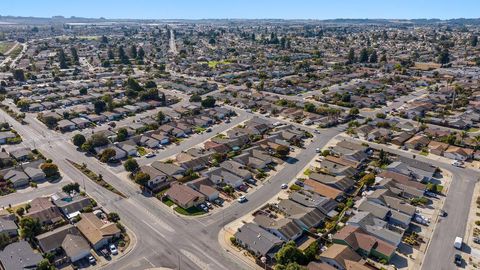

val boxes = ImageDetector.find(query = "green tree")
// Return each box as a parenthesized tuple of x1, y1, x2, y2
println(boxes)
(275, 241, 307, 266)
(99, 148, 116, 163)
(116, 128, 128, 142)
(19, 217, 42, 240)
(303, 241, 319, 262)
(40, 163, 59, 177)
(349, 107, 359, 116)
(37, 258, 55, 270)
(79, 87, 87, 95)
(157, 111, 166, 123)
(72, 134, 86, 147)
(58, 48, 68, 69)
(359, 48, 369, 63)
(369, 49, 378, 63)
(94, 100, 106, 114)
(107, 212, 120, 222)
(137, 46, 145, 59)
(347, 48, 355, 64)
(118, 46, 130, 64)
(201, 96, 216, 108)
(0, 233, 10, 250)
(379, 149, 389, 165)
(189, 94, 202, 102)
(437, 49, 450, 65)
(102, 94, 114, 111)
(130, 45, 137, 59)
(43, 116, 58, 129)
(90, 133, 109, 147)
(380, 53, 387, 63)
(304, 103, 316, 113)
(276, 145, 290, 158)
(124, 158, 139, 172)
(126, 77, 143, 92)
(107, 48, 115, 59)
(134, 172, 150, 186)
(144, 80, 157, 88)
(13, 69, 26, 81)
(70, 47, 79, 65)
(16, 99, 30, 111)
(62, 183, 80, 194)
(471, 35, 478, 47)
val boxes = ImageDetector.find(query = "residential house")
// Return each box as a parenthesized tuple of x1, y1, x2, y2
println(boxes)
(332, 225, 396, 262)
(304, 178, 345, 201)
(139, 166, 169, 191)
(277, 199, 326, 230)
(165, 183, 206, 209)
(25, 197, 64, 225)
(52, 192, 92, 219)
(444, 146, 474, 161)
(253, 215, 303, 241)
(0, 216, 18, 237)
(319, 244, 369, 270)
(0, 241, 43, 270)
(234, 223, 283, 260)
(3, 169, 29, 188)
(36, 224, 82, 253)
(24, 166, 46, 182)
(427, 141, 449, 156)
(76, 212, 121, 250)
(404, 135, 430, 150)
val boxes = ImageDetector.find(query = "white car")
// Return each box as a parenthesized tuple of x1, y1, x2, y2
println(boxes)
(237, 196, 247, 203)
(281, 183, 288, 189)
(452, 160, 464, 167)
(145, 152, 155, 158)
(315, 148, 321, 153)
(88, 255, 96, 264)
(109, 244, 118, 255)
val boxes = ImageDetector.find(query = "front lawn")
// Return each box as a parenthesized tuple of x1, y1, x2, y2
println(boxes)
(174, 206, 205, 216)
(162, 198, 175, 207)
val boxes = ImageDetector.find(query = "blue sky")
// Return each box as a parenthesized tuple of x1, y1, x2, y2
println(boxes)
(1, 0, 479, 20)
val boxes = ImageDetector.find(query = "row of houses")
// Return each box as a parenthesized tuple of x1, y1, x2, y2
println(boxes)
(0, 191, 121, 268)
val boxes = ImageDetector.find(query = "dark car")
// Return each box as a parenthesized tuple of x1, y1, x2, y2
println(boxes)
(295, 180, 304, 187)
(454, 254, 462, 266)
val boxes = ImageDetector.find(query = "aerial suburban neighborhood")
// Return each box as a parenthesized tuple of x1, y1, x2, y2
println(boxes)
(0, 1, 479, 269)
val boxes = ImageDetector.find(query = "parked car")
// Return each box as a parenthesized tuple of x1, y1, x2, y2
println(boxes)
(205, 202, 213, 209)
(280, 183, 288, 189)
(109, 244, 118, 255)
(452, 160, 464, 167)
(145, 152, 156, 158)
(294, 180, 304, 187)
(424, 191, 437, 198)
(237, 195, 247, 203)
(474, 237, 480, 244)
(200, 204, 209, 212)
(214, 198, 223, 206)
(88, 255, 96, 264)
(315, 148, 321, 153)
(206, 127, 212, 132)
(246, 178, 257, 185)
(454, 254, 462, 266)
(237, 184, 248, 192)
(440, 210, 447, 217)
